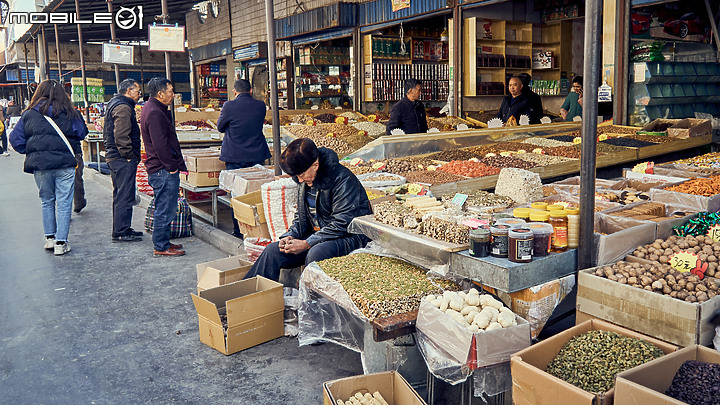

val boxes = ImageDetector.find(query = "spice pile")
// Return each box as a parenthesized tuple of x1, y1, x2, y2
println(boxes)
(479, 155, 537, 169)
(546, 330, 664, 393)
(665, 360, 720, 404)
(438, 161, 501, 178)
(316, 253, 459, 319)
(664, 175, 720, 197)
(593, 260, 718, 301)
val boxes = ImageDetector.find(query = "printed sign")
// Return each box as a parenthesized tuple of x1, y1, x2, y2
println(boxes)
(669, 250, 707, 279)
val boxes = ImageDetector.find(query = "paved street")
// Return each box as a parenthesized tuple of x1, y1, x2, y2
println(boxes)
(0, 151, 363, 403)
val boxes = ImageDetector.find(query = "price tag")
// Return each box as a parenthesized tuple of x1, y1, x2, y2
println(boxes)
(407, 183, 428, 195)
(708, 224, 720, 242)
(669, 250, 707, 279)
(573, 137, 582, 144)
(598, 134, 608, 141)
(451, 193, 469, 206)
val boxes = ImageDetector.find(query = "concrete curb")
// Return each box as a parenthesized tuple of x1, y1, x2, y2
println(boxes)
(86, 169, 245, 256)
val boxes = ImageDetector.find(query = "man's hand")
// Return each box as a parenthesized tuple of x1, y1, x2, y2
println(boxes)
(280, 238, 310, 254)
(278, 236, 294, 252)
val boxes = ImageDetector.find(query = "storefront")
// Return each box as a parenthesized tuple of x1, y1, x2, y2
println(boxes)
(232, 42, 270, 106)
(189, 39, 233, 108)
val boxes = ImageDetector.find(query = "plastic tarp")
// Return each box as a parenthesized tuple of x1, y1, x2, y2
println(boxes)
(594, 213, 657, 266)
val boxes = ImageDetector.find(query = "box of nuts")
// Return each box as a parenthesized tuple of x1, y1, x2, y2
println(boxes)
(576, 262, 720, 347)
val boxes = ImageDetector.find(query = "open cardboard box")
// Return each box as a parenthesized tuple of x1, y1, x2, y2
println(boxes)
(594, 213, 657, 266)
(600, 201, 697, 239)
(614, 345, 720, 405)
(191, 276, 283, 355)
(415, 299, 531, 368)
(219, 166, 275, 197)
(511, 319, 677, 405)
(323, 371, 427, 405)
(181, 171, 222, 187)
(577, 268, 720, 347)
(667, 118, 712, 139)
(650, 180, 720, 213)
(182, 148, 225, 172)
(639, 118, 681, 135)
(231, 190, 271, 238)
(196, 255, 253, 293)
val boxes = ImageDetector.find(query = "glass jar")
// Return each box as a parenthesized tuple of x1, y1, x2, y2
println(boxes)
(490, 224, 513, 258)
(526, 222, 554, 257)
(547, 204, 565, 212)
(549, 210, 568, 252)
(529, 210, 550, 223)
(508, 228, 534, 263)
(531, 202, 549, 211)
(513, 207, 532, 222)
(566, 207, 580, 249)
(469, 228, 491, 258)
(496, 218, 526, 227)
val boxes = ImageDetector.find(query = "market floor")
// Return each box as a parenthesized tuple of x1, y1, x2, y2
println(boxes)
(0, 151, 363, 403)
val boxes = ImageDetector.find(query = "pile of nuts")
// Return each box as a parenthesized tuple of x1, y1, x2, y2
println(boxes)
(594, 260, 719, 302)
(672, 152, 720, 169)
(664, 175, 720, 197)
(438, 161, 501, 178)
(285, 125, 356, 155)
(666, 360, 720, 404)
(316, 253, 459, 320)
(362, 174, 401, 182)
(351, 121, 387, 137)
(338, 111, 366, 121)
(429, 149, 483, 162)
(546, 330, 664, 393)
(602, 138, 657, 148)
(622, 134, 676, 143)
(374, 201, 419, 229)
(291, 114, 315, 124)
(632, 235, 720, 276)
(467, 142, 533, 156)
(479, 155, 537, 169)
(543, 146, 584, 159)
(404, 170, 466, 185)
(514, 153, 576, 165)
(522, 137, 573, 148)
(596, 125, 639, 135)
(342, 164, 377, 175)
(440, 190, 514, 210)
(313, 113, 338, 123)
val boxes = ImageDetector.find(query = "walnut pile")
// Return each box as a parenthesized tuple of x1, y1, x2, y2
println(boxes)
(631, 235, 720, 277)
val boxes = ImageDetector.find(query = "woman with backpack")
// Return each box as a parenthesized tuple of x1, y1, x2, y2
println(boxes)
(9, 80, 88, 255)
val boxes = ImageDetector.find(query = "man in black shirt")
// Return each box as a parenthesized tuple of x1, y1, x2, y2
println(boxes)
(386, 78, 428, 135)
(497, 76, 536, 124)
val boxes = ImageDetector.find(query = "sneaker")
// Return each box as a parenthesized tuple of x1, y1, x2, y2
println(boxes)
(127, 228, 144, 237)
(44, 236, 56, 250)
(54, 242, 71, 255)
(73, 198, 87, 213)
(2, 152, 9, 156)
(112, 234, 142, 242)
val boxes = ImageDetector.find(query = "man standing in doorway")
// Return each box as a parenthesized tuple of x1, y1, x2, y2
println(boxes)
(141, 78, 187, 257)
(105, 79, 143, 242)
(216, 79, 271, 238)
(386, 78, 428, 135)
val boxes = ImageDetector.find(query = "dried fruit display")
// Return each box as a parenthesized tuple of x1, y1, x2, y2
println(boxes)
(546, 330, 664, 393)
(351, 121, 386, 137)
(594, 260, 719, 302)
(316, 253, 459, 320)
(514, 153, 576, 166)
(479, 155, 537, 169)
(631, 235, 720, 279)
(666, 360, 720, 404)
(285, 125, 355, 155)
(522, 137, 573, 148)
(672, 152, 720, 169)
(313, 113, 338, 123)
(438, 161, 501, 178)
(664, 175, 720, 197)
(404, 170, 466, 185)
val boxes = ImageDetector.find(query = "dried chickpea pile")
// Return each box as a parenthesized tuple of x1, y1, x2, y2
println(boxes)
(664, 175, 720, 197)
(593, 260, 719, 303)
(438, 160, 501, 178)
(316, 253, 459, 319)
(632, 235, 720, 277)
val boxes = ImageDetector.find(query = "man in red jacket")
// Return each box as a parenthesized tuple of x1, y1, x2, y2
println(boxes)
(140, 78, 188, 257)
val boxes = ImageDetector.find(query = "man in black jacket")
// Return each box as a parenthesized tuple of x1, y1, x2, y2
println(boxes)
(243, 138, 371, 282)
(518, 73, 544, 124)
(497, 76, 536, 125)
(105, 79, 143, 242)
(217, 79, 271, 238)
(386, 78, 428, 135)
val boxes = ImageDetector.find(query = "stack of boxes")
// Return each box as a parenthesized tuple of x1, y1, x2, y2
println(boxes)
(71, 77, 105, 104)
(181, 148, 225, 187)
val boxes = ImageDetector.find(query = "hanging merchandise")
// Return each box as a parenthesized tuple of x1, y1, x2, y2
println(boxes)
(598, 78, 612, 102)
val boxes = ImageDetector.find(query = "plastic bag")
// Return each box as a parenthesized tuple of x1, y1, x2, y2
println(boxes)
(261, 178, 299, 241)
(243, 237, 271, 262)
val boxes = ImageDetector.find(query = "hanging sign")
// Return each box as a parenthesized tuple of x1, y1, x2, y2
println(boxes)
(102, 43, 134, 65)
(148, 24, 185, 52)
(392, 0, 410, 12)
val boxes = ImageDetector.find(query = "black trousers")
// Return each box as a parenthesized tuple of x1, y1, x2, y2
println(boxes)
(74, 153, 85, 210)
(108, 158, 139, 237)
(243, 234, 369, 282)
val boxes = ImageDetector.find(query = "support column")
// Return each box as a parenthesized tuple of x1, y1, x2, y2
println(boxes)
(579, 0, 603, 270)
(53, 24, 64, 84)
(75, 0, 90, 124)
(161, 0, 174, 122)
(23, 42, 31, 102)
(265, 0, 281, 175)
(40, 25, 50, 81)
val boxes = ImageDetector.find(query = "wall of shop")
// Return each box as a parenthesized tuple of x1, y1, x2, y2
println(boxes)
(186, 0, 232, 50)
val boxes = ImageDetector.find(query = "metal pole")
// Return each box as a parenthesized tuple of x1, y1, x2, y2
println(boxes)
(615, 0, 630, 125)
(107, 0, 122, 89)
(452, 6, 461, 116)
(40, 25, 50, 81)
(75, 0, 91, 124)
(23, 42, 31, 102)
(578, 0, 603, 270)
(161, 0, 175, 123)
(53, 24, 64, 84)
(265, 0, 281, 175)
(704, 0, 720, 55)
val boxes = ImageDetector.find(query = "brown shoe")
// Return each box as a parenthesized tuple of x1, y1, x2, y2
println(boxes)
(154, 248, 186, 257)
(170, 243, 184, 250)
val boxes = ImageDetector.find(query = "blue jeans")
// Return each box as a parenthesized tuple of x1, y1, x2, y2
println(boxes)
(243, 234, 368, 282)
(148, 169, 180, 251)
(33, 167, 76, 242)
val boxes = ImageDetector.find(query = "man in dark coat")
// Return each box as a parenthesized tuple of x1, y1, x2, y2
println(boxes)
(386, 78, 428, 135)
(497, 76, 536, 124)
(217, 78, 271, 238)
(140, 77, 188, 257)
(243, 138, 372, 282)
(518, 73, 544, 124)
(105, 79, 143, 242)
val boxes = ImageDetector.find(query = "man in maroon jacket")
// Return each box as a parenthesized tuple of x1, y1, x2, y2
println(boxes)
(140, 78, 187, 257)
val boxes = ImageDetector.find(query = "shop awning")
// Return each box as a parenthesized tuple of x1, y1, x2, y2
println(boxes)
(359, 9, 451, 33)
(291, 27, 355, 46)
(631, 0, 680, 6)
(357, 0, 449, 26)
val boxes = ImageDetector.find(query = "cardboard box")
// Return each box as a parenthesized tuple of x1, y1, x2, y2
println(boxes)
(181, 171, 222, 187)
(511, 319, 677, 405)
(415, 299, 531, 367)
(237, 221, 271, 239)
(614, 345, 720, 405)
(639, 118, 681, 135)
(231, 190, 266, 226)
(577, 268, 720, 347)
(219, 166, 275, 197)
(323, 371, 427, 405)
(650, 181, 720, 213)
(191, 277, 284, 355)
(183, 149, 225, 172)
(668, 118, 712, 139)
(196, 255, 253, 293)
(594, 214, 657, 266)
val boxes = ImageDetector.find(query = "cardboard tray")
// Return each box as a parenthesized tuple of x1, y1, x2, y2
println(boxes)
(323, 371, 427, 405)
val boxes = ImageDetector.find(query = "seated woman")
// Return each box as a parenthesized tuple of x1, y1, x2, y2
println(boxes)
(242, 138, 372, 282)
(561, 76, 583, 121)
